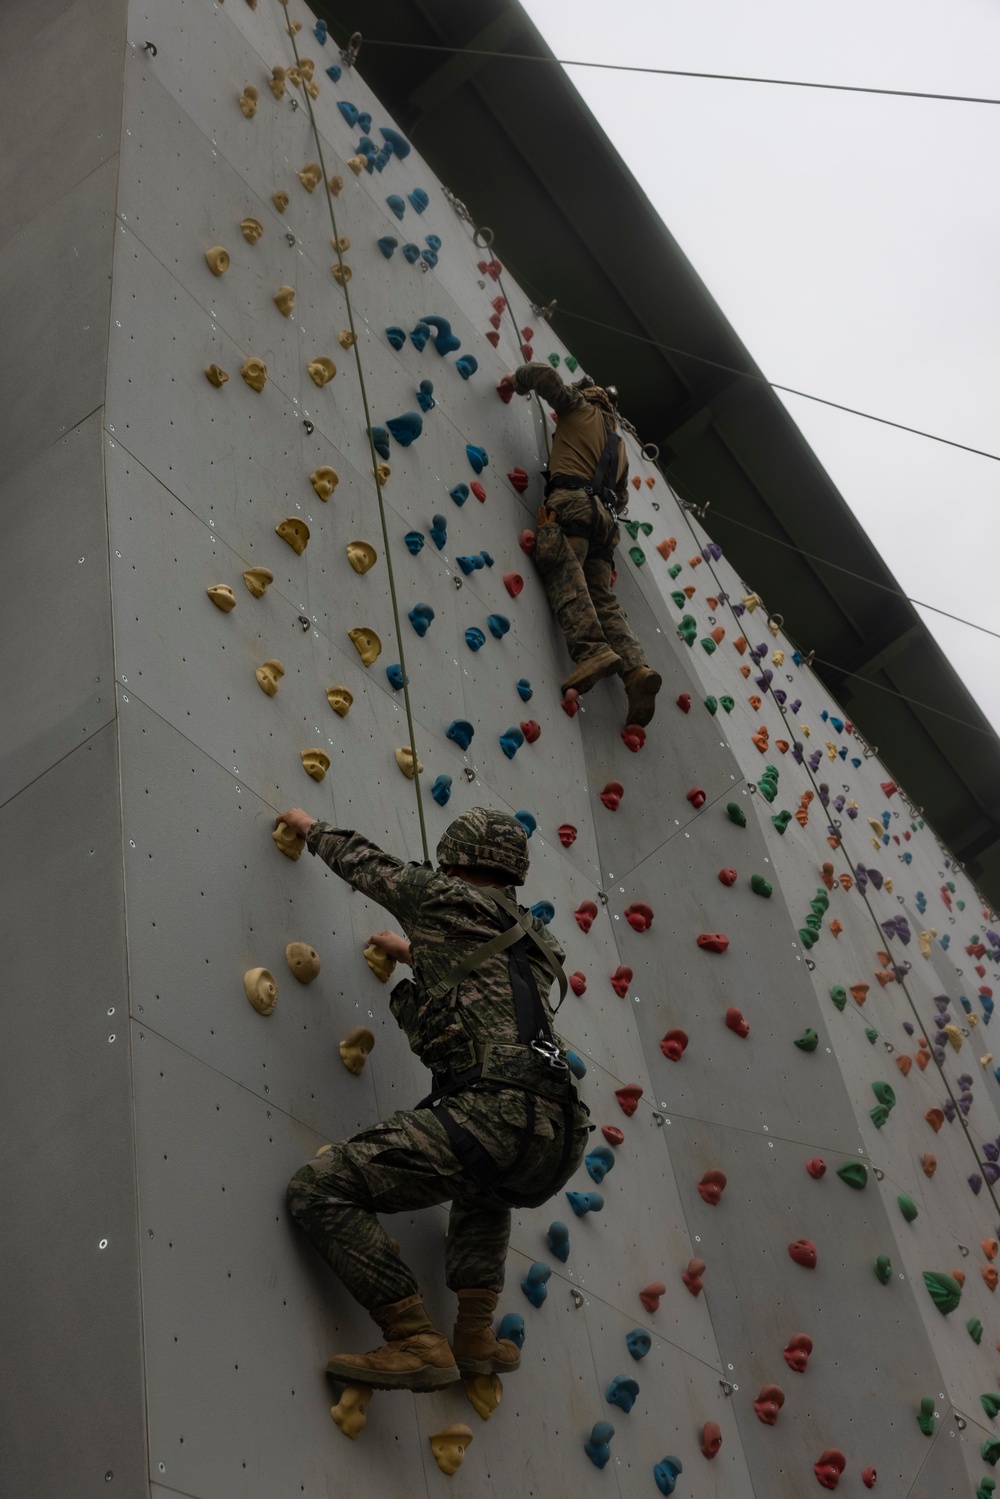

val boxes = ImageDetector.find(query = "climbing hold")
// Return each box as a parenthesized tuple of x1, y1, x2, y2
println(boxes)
(697, 934, 730, 954)
(874, 1254, 892, 1284)
(726, 802, 747, 827)
(836, 1161, 868, 1189)
(602, 1126, 624, 1148)
(498, 1313, 525, 1350)
(923, 1270, 962, 1313)
(610, 966, 632, 998)
(520, 1262, 551, 1308)
(969, 1317, 985, 1343)
(276, 517, 309, 554)
(653, 1456, 683, 1495)
(697, 1170, 727, 1205)
(514, 811, 537, 840)
(206, 583, 236, 613)
(348, 627, 381, 666)
(310, 466, 339, 500)
(387, 412, 423, 447)
(204, 245, 231, 277)
(487, 613, 511, 639)
(983, 1394, 1000, 1420)
(985, 1267, 1000, 1292)
(626, 1328, 652, 1361)
(377, 235, 398, 259)
(586, 1146, 615, 1184)
(407, 602, 435, 636)
(307, 356, 337, 388)
(806, 1158, 826, 1178)
(814, 1450, 846, 1490)
(241, 357, 267, 393)
(575, 901, 598, 933)
(404, 531, 425, 556)
(659, 1029, 688, 1062)
(503, 572, 524, 598)
(346, 541, 377, 575)
(783, 1333, 813, 1372)
(701, 1422, 722, 1460)
(385, 665, 407, 691)
(529, 899, 553, 924)
(470, 481, 487, 502)
(584, 1421, 615, 1469)
(566, 1052, 587, 1079)
(639, 1282, 665, 1312)
(849, 983, 869, 1006)
(499, 726, 525, 760)
(561, 689, 580, 717)
(615, 1084, 643, 1117)
(416, 379, 435, 412)
(788, 1240, 817, 1269)
(621, 724, 646, 753)
(985, 1439, 1000, 1466)
(300, 749, 330, 783)
(386, 194, 406, 220)
(682, 1258, 705, 1296)
(546, 1221, 570, 1262)
(243, 966, 277, 1016)
(725, 1007, 750, 1037)
(751, 874, 773, 898)
(557, 824, 577, 847)
(273, 283, 295, 317)
(465, 1374, 502, 1422)
(606, 1374, 640, 1413)
(255, 659, 284, 696)
(445, 720, 474, 751)
(394, 746, 423, 779)
(429, 1424, 473, 1477)
(204, 363, 229, 388)
(924, 1108, 944, 1132)
(431, 775, 452, 807)
(456, 355, 478, 380)
(569, 972, 586, 996)
(687, 787, 707, 810)
(464, 444, 489, 475)
(898, 1194, 918, 1222)
(600, 782, 624, 812)
(363, 943, 395, 984)
(718, 869, 738, 887)
(464, 627, 486, 652)
(753, 1385, 785, 1424)
(917, 1397, 936, 1436)
(625, 903, 654, 932)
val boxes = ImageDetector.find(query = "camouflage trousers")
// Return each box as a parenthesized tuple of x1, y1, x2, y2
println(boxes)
(537, 488, 647, 674)
(286, 1085, 589, 1314)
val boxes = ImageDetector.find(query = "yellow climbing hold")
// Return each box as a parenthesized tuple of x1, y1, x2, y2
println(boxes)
(268, 67, 285, 100)
(465, 1375, 503, 1421)
(204, 364, 229, 387)
(330, 1385, 373, 1440)
(944, 1024, 963, 1051)
(347, 541, 377, 574)
(240, 217, 263, 244)
(255, 659, 284, 696)
(243, 966, 277, 1016)
(331, 263, 352, 285)
(272, 820, 305, 860)
(204, 245, 230, 276)
(326, 686, 353, 716)
(346, 155, 368, 176)
(238, 84, 258, 118)
(298, 162, 322, 192)
(307, 356, 336, 387)
(285, 942, 321, 984)
(374, 462, 390, 485)
(300, 748, 330, 782)
(395, 745, 424, 779)
(348, 627, 381, 666)
(310, 466, 339, 500)
(272, 189, 289, 212)
(338, 329, 356, 349)
(364, 943, 396, 983)
(429, 1424, 473, 1477)
(275, 517, 309, 554)
(240, 357, 267, 393)
(273, 285, 295, 317)
(339, 1025, 375, 1075)
(242, 566, 273, 597)
(206, 584, 236, 612)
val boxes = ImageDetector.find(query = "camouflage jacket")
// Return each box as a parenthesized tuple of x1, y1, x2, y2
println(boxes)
(306, 824, 568, 1076)
(513, 361, 628, 507)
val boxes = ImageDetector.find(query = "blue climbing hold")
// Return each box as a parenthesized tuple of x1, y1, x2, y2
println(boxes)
(449, 483, 470, 507)
(625, 1328, 652, 1361)
(314, 19, 328, 42)
(431, 774, 452, 807)
(421, 248, 438, 269)
(566, 1051, 587, 1078)
(425, 233, 442, 251)
(515, 810, 537, 839)
(520, 1262, 551, 1308)
(385, 664, 408, 691)
(606, 1375, 639, 1414)
(325, 64, 342, 81)
(516, 678, 533, 702)
(566, 1190, 604, 1216)
(377, 236, 398, 259)
(402, 244, 421, 265)
(456, 355, 479, 380)
(445, 719, 475, 751)
(530, 900, 554, 924)
(547, 1221, 571, 1262)
(357, 112, 372, 134)
(457, 555, 484, 575)
(465, 627, 486, 652)
(416, 379, 435, 412)
(407, 603, 434, 637)
(409, 187, 429, 213)
(337, 101, 360, 126)
(369, 425, 391, 458)
(654, 1457, 683, 1496)
(387, 411, 423, 447)
(384, 327, 406, 351)
(499, 726, 525, 759)
(586, 1146, 615, 1184)
(386, 194, 406, 220)
(480, 551, 494, 567)
(418, 315, 461, 356)
(498, 1312, 525, 1349)
(466, 444, 489, 474)
(404, 531, 424, 555)
(379, 126, 411, 159)
(487, 613, 510, 639)
(584, 1422, 615, 1469)
(429, 514, 447, 549)
(407, 326, 430, 355)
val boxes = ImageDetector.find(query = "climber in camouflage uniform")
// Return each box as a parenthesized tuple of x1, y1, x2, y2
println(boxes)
(277, 804, 590, 1392)
(511, 360, 661, 727)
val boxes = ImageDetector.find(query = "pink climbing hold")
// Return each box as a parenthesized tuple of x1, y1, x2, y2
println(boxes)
(486, 330, 501, 349)
(496, 376, 513, 401)
(880, 781, 897, 798)
(610, 965, 633, 998)
(574, 900, 598, 934)
(557, 824, 577, 847)
(725, 1006, 750, 1038)
(659, 1029, 688, 1061)
(861, 1468, 876, 1488)
(520, 720, 541, 743)
(718, 868, 738, 886)
(697, 1169, 727, 1206)
(569, 972, 587, 996)
(682, 1258, 705, 1296)
(470, 481, 486, 502)
(560, 689, 579, 717)
(503, 572, 524, 597)
(625, 902, 653, 932)
(783, 1333, 813, 1372)
(676, 693, 691, 713)
(788, 1239, 818, 1269)
(805, 1158, 826, 1179)
(519, 529, 536, 555)
(602, 1125, 624, 1145)
(639, 1281, 665, 1312)
(701, 1421, 722, 1459)
(507, 467, 530, 492)
(687, 787, 707, 809)
(621, 723, 646, 753)
(814, 1450, 846, 1490)
(753, 1385, 785, 1425)
(697, 933, 730, 954)
(616, 1084, 643, 1117)
(600, 781, 624, 811)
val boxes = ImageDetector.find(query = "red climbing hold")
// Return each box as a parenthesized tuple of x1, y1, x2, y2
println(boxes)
(599, 1128, 624, 1152)
(725, 1007, 750, 1037)
(697, 1169, 727, 1206)
(485, 330, 500, 349)
(521, 325, 534, 341)
(783, 1333, 813, 1372)
(503, 572, 523, 597)
(621, 723, 646, 753)
(697, 933, 730, 954)
(701, 1422, 722, 1460)
(861, 1468, 877, 1488)
(805, 1158, 826, 1179)
(682, 1258, 705, 1296)
(491, 296, 506, 313)
(610, 965, 633, 998)
(676, 693, 691, 713)
(519, 529, 536, 555)
(616, 1084, 643, 1117)
(569, 971, 587, 996)
(520, 720, 541, 743)
(718, 868, 738, 886)
(880, 780, 898, 798)
(495, 374, 513, 399)
(625, 903, 654, 932)
(560, 689, 579, 717)
(574, 900, 598, 934)
(600, 781, 624, 811)
(521, 343, 533, 360)
(659, 1029, 688, 1061)
(753, 1385, 785, 1425)
(687, 787, 706, 809)
(557, 824, 577, 847)
(507, 467, 530, 492)
(639, 1281, 665, 1312)
(489, 312, 502, 330)
(470, 481, 486, 502)
(814, 1450, 846, 1490)
(788, 1239, 817, 1269)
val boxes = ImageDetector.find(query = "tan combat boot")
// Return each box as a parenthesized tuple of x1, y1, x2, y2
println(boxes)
(451, 1289, 521, 1376)
(326, 1294, 461, 1391)
(561, 648, 622, 695)
(623, 666, 662, 727)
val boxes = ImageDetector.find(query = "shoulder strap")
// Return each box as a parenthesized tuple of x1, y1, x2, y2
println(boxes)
(424, 890, 569, 1009)
(591, 421, 622, 495)
(487, 890, 569, 1008)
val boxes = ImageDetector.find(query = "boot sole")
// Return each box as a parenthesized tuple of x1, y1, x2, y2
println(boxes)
(561, 653, 622, 696)
(626, 671, 662, 727)
(326, 1359, 462, 1392)
(456, 1355, 521, 1377)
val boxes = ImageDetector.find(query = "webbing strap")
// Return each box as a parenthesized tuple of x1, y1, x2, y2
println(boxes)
(488, 890, 569, 1008)
(591, 422, 623, 495)
(426, 890, 569, 1008)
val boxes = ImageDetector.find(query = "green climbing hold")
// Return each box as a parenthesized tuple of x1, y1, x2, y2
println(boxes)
(946, 881, 956, 893)
(548, 352, 561, 367)
(794, 1028, 819, 1052)
(922, 1270, 962, 1314)
(969, 1317, 985, 1344)
(984, 1438, 1000, 1467)
(720, 695, 734, 713)
(628, 546, 646, 567)
(803, 913, 822, 932)
(874, 1254, 892, 1284)
(810, 894, 829, 915)
(679, 615, 697, 646)
(872, 1081, 896, 1111)
(917, 1397, 936, 1436)
(699, 636, 717, 654)
(750, 874, 773, 898)
(829, 985, 847, 1012)
(704, 695, 718, 715)
(727, 802, 747, 828)
(668, 563, 682, 580)
(623, 520, 652, 539)
(978, 1477, 997, 1499)
(957, 899, 965, 910)
(798, 928, 817, 949)
(864, 1027, 878, 1044)
(837, 1161, 868, 1190)
(670, 590, 686, 609)
(771, 810, 792, 834)
(565, 356, 579, 372)
(869, 1104, 890, 1129)
(898, 1194, 918, 1223)
(982, 1394, 1000, 1420)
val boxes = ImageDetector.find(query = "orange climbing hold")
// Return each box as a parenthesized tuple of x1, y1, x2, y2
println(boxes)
(895, 1055, 912, 1077)
(820, 861, 835, 889)
(688, 556, 702, 569)
(915, 1050, 930, 1071)
(710, 626, 725, 645)
(984, 1267, 999, 1292)
(874, 970, 895, 988)
(838, 874, 853, 891)
(656, 538, 677, 559)
(733, 636, 748, 655)
(739, 664, 752, 679)
(748, 696, 762, 712)
(925, 1108, 944, 1132)
(683, 585, 696, 599)
(983, 1239, 998, 1261)
(631, 475, 642, 490)
(775, 739, 790, 754)
(921, 1154, 936, 1178)
(850, 984, 869, 1006)
(828, 919, 843, 937)
(751, 729, 769, 753)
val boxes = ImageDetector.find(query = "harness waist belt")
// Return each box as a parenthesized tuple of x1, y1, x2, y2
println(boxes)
(431, 1043, 576, 1106)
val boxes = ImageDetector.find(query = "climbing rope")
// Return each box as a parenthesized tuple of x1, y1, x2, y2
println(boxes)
(285, 21, 430, 862)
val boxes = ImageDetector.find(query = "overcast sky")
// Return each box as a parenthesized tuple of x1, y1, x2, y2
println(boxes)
(521, 0, 1000, 743)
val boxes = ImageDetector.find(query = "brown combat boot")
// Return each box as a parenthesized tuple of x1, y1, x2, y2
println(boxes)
(451, 1289, 521, 1377)
(561, 648, 622, 695)
(623, 666, 662, 727)
(326, 1294, 461, 1391)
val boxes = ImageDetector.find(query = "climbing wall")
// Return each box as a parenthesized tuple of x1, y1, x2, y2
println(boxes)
(10, 2, 1000, 1495)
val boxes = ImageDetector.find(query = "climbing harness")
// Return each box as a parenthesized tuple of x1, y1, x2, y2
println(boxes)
(414, 891, 585, 1209)
(542, 422, 626, 564)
